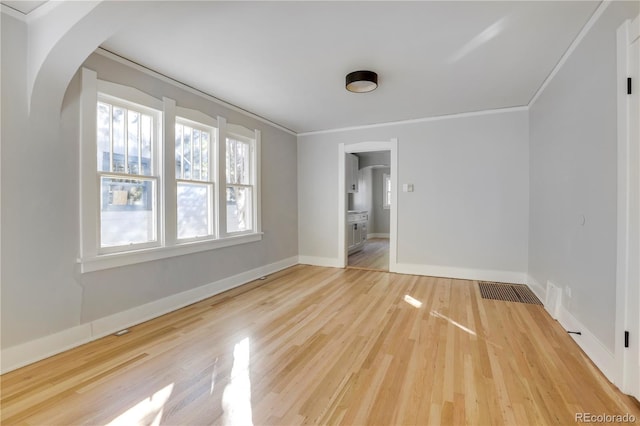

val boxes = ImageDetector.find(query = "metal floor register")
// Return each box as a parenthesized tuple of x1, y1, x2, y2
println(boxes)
(478, 281, 543, 305)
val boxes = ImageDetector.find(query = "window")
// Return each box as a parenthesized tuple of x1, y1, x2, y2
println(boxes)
(96, 96, 160, 251)
(79, 68, 262, 272)
(383, 173, 391, 209)
(226, 135, 254, 233)
(175, 119, 215, 240)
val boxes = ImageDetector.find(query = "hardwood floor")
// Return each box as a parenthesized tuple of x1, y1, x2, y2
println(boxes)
(348, 238, 389, 271)
(2, 265, 639, 425)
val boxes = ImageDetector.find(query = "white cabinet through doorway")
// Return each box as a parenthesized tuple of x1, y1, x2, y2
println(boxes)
(347, 212, 367, 254)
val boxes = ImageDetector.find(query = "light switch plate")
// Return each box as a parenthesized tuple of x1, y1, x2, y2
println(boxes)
(402, 184, 414, 192)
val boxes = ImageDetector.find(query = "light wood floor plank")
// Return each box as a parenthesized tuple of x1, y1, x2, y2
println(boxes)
(1, 265, 639, 425)
(347, 238, 389, 271)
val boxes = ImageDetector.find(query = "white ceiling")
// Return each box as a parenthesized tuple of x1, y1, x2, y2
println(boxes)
(101, 1, 600, 134)
(1, 0, 47, 14)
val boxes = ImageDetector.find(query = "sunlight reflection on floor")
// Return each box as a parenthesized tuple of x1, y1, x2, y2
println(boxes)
(403, 294, 423, 308)
(221, 337, 253, 426)
(430, 311, 477, 336)
(210, 357, 219, 395)
(106, 383, 174, 426)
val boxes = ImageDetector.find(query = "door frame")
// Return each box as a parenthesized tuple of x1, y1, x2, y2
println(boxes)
(338, 139, 398, 271)
(615, 14, 639, 398)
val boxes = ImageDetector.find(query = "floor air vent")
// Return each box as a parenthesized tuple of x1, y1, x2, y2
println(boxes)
(478, 281, 542, 305)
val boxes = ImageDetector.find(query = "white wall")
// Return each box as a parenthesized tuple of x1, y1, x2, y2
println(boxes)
(353, 167, 372, 214)
(298, 109, 530, 279)
(1, 13, 298, 368)
(358, 151, 390, 169)
(528, 1, 639, 353)
(371, 167, 390, 235)
(1, 12, 86, 350)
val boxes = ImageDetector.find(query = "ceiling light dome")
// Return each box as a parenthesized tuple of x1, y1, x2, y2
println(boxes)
(346, 70, 378, 93)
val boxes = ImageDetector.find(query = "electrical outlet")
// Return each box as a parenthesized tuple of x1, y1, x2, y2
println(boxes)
(565, 286, 572, 298)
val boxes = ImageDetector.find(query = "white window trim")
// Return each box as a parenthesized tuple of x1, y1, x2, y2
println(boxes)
(80, 68, 166, 261)
(80, 233, 263, 273)
(79, 68, 262, 273)
(223, 122, 261, 237)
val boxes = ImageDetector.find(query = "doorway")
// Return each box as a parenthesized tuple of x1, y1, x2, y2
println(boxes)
(346, 154, 391, 271)
(338, 139, 398, 272)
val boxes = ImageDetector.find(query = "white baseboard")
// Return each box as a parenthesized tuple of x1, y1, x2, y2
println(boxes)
(526, 275, 547, 303)
(393, 263, 527, 284)
(624, 362, 640, 398)
(298, 255, 342, 268)
(0, 256, 298, 374)
(527, 274, 616, 384)
(367, 233, 389, 239)
(0, 324, 94, 375)
(557, 305, 616, 383)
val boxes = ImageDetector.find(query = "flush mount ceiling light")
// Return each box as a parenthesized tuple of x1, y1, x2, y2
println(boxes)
(345, 70, 378, 93)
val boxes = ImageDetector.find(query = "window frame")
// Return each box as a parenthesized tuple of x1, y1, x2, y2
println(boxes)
(95, 94, 163, 253)
(174, 111, 217, 243)
(224, 124, 260, 236)
(383, 172, 391, 210)
(79, 68, 262, 273)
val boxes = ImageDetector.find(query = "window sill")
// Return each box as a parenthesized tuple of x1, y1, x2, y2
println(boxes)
(79, 232, 263, 273)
